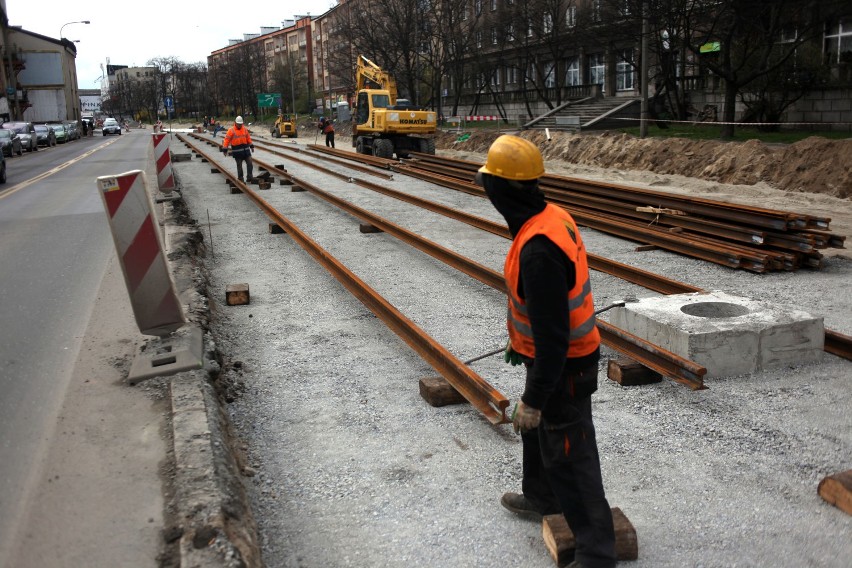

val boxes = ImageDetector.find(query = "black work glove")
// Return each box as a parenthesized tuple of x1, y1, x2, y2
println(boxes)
(221, 147, 227, 155)
(250, 145, 255, 153)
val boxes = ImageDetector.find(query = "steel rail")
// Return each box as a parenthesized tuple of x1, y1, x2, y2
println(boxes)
(197, 134, 701, 296)
(825, 330, 852, 360)
(307, 143, 398, 169)
(241, 156, 708, 389)
(252, 137, 396, 180)
(178, 134, 511, 424)
(178, 136, 846, 374)
(407, 153, 809, 232)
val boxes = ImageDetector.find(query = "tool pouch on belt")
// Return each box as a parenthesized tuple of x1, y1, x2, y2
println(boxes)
(568, 364, 598, 399)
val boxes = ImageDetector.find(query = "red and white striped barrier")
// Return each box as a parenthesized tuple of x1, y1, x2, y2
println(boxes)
(465, 115, 500, 121)
(97, 170, 186, 337)
(152, 133, 175, 192)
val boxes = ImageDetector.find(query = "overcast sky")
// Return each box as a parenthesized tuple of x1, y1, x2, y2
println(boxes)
(7, 0, 336, 90)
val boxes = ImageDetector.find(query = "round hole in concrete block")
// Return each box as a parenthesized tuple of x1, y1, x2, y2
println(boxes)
(680, 301, 750, 318)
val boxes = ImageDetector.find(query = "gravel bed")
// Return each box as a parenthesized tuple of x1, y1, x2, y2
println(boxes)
(175, 135, 852, 568)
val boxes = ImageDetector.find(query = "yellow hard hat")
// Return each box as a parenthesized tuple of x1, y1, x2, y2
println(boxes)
(478, 135, 544, 181)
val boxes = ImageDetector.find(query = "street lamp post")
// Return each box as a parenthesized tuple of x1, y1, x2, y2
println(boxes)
(59, 20, 90, 39)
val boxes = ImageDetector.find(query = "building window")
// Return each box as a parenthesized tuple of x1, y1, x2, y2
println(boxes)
(567, 6, 576, 28)
(591, 0, 602, 23)
(491, 0, 496, 11)
(544, 61, 556, 88)
(475, 0, 482, 15)
(589, 52, 605, 89)
(544, 13, 553, 34)
(507, 66, 518, 84)
(507, 23, 515, 41)
(476, 30, 482, 48)
(491, 69, 500, 85)
(492, 27, 498, 44)
(463, 2, 468, 20)
(616, 49, 634, 91)
(527, 20, 534, 37)
(825, 19, 852, 64)
(565, 57, 580, 86)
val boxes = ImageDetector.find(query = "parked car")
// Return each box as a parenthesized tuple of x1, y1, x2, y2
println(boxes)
(64, 121, 80, 140)
(48, 123, 68, 143)
(0, 151, 5, 184)
(102, 118, 122, 136)
(34, 124, 57, 147)
(2, 121, 38, 152)
(0, 128, 22, 156)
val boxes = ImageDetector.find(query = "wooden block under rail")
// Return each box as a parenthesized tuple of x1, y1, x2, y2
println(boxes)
(542, 507, 637, 566)
(607, 358, 662, 386)
(818, 470, 852, 515)
(419, 376, 467, 407)
(226, 283, 250, 306)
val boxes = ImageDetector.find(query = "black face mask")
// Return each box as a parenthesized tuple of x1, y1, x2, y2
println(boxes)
(478, 172, 547, 237)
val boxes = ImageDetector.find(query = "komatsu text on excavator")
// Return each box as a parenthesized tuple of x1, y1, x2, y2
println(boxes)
(353, 55, 436, 159)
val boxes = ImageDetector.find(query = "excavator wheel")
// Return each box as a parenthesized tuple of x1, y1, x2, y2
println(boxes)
(374, 139, 394, 159)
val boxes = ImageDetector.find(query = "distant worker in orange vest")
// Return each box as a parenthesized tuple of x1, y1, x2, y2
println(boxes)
(319, 116, 335, 148)
(221, 116, 255, 182)
(477, 135, 616, 568)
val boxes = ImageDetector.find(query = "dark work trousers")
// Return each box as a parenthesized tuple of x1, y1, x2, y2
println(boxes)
(233, 152, 253, 181)
(325, 131, 335, 148)
(521, 364, 616, 568)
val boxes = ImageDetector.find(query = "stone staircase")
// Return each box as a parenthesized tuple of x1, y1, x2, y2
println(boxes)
(525, 96, 641, 131)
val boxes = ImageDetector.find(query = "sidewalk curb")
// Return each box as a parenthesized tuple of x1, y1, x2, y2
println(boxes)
(159, 183, 262, 568)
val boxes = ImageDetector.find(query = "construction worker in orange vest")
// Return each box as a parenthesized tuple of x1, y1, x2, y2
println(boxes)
(476, 135, 616, 568)
(221, 116, 255, 182)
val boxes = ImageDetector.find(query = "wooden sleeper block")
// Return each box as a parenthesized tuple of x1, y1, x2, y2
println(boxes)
(359, 223, 384, 234)
(419, 376, 467, 407)
(607, 358, 662, 386)
(226, 283, 250, 306)
(818, 470, 852, 515)
(542, 507, 637, 566)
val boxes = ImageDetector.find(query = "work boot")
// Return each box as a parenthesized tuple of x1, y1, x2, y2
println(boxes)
(500, 492, 558, 521)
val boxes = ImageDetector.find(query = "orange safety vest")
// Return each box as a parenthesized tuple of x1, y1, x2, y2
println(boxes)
(223, 125, 252, 151)
(504, 204, 600, 359)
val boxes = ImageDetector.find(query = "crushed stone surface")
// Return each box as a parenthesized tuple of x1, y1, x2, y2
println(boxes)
(173, 128, 852, 568)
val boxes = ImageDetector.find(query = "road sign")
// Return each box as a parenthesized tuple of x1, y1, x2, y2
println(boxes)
(257, 93, 281, 108)
(6, 86, 14, 96)
(164, 95, 174, 109)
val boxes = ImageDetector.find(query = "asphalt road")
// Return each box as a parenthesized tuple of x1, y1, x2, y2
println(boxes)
(0, 130, 154, 563)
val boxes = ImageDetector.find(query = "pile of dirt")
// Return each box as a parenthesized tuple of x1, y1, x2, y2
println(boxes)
(436, 130, 852, 199)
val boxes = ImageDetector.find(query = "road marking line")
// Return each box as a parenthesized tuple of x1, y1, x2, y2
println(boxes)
(0, 137, 122, 200)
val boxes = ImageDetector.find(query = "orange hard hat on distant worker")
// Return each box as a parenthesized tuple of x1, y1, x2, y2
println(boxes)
(478, 135, 544, 181)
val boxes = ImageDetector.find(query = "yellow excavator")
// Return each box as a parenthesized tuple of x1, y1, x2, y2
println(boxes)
(271, 114, 298, 138)
(353, 55, 436, 158)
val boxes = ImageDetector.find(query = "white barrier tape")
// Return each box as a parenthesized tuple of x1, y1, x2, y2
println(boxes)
(604, 116, 852, 127)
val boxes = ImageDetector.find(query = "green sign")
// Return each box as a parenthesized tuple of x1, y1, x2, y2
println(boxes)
(257, 93, 282, 108)
(700, 41, 721, 53)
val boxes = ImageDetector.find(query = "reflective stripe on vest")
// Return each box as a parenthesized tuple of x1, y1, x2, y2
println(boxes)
(224, 127, 252, 150)
(504, 204, 600, 359)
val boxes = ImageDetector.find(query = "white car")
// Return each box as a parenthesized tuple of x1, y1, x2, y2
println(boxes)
(102, 118, 122, 136)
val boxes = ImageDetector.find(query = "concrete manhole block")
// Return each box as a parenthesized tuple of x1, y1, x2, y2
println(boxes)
(610, 291, 824, 378)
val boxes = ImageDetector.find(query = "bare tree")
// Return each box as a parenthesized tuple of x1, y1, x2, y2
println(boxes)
(675, 0, 850, 138)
